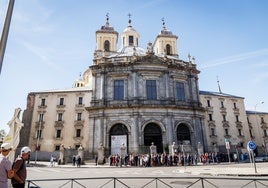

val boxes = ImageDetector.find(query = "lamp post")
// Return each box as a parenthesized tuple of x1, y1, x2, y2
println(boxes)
(0, 0, 15, 74)
(254, 101, 266, 155)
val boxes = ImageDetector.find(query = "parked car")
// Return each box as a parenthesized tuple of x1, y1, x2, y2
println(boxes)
(254, 155, 268, 162)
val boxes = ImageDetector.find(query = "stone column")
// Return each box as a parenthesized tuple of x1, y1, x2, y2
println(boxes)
(133, 72, 137, 97)
(100, 74, 104, 99)
(132, 114, 139, 154)
(165, 71, 169, 98)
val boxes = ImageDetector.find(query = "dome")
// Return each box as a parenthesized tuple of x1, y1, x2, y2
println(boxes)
(123, 25, 137, 33)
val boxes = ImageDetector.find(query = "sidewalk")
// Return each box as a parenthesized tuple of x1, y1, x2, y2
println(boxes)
(29, 161, 268, 176)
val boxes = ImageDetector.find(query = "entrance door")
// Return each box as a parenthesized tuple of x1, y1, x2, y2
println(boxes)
(144, 123, 163, 153)
(109, 124, 128, 154)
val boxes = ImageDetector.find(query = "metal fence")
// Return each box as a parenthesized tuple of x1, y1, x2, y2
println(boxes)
(27, 176, 268, 188)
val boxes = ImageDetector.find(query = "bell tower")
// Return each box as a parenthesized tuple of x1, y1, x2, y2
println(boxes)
(121, 14, 140, 48)
(153, 19, 178, 57)
(95, 14, 118, 58)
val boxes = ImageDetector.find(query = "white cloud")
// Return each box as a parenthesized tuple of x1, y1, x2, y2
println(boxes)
(200, 49, 268, 69)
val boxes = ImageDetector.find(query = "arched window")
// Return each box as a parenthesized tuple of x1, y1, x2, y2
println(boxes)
(177, 124, 191, 144)
(166, 44, 171, 55)
(104, 40, 110, 52)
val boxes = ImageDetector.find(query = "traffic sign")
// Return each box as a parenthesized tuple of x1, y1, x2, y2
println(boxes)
(247, 141, 257, 150)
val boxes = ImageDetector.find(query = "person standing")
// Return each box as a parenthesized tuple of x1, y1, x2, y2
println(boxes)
(0, 143, 14, 188)
(11, 146, 31, 188)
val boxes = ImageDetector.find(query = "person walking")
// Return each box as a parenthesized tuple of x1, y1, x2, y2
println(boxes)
(49, 155, 55, 167)
(0, 143, 14, 188)
(11, 146, 31, 188)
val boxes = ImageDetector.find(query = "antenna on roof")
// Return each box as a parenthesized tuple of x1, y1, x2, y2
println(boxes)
(217, 76, 222, 94)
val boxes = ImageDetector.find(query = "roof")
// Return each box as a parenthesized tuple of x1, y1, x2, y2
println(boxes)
(199, 90, 244, 99)
(246, 110, 268, 115)
(30, 87, 91, 94)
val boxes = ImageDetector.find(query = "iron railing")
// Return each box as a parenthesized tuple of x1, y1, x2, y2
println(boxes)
(27, 176, 268, 188)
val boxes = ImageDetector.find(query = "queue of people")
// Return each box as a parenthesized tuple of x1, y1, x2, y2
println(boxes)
(108, 152, 233, 167)
(109, 152, 199, 167)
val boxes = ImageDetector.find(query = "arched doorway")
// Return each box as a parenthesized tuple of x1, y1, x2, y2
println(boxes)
(177, 124, 191, 145)
(144, 123, 163, 153)
(109, 124, 128, 155)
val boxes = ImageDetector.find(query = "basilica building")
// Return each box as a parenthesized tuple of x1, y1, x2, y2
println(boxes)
(20, 16, 268, 159)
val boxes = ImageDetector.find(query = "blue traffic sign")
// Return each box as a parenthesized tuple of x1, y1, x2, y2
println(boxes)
(247, 141, 257, 150)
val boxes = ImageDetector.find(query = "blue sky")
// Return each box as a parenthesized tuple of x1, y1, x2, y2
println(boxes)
(1, 0, 268, 132)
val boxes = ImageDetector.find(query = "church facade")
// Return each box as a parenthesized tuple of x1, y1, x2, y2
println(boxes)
(20, 16, 268, 159)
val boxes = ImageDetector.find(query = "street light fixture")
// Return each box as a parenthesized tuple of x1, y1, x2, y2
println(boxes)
(254, 101, 266, 155)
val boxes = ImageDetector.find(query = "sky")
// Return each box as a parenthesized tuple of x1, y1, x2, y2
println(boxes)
(1, 0, 268, 133)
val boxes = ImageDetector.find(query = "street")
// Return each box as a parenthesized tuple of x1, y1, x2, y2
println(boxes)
(25, 162, 268, 188)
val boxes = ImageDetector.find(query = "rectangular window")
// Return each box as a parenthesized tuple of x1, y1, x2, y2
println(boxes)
(247, 117, 250, 124)
(77, 113, 82, 121)
(146, 80, 157, 100)
(176, 82, 185, 101)
(41, 98, 46, 106)
(223, 115, 226, 122)
(209, 114, 213, 121)
(211, 128, 215, 136)
(264, 130, 267, 137)
(225, 129, 229, 136)
(55, 145, 60, 151)
(207, 100, 211, 107)
(56, 130, 61, 138)
(36, 130, 42, 139)
(233, 102, 237, 109)
(78, 97, 83, 105)
(221, 101, 224, 108)
(59, 98, 64, 105)
(236, 115, 239, 122)
(76, 129, 81, 137)
(39, 113, 44, 122)
(238, 129, 242, 136)
(129, 36, 134, 46)
(58, 113, 63, 121)
(114, 80, 124, 100)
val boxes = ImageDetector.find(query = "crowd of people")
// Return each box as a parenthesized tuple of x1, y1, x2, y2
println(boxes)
(108, 152, 235, 167)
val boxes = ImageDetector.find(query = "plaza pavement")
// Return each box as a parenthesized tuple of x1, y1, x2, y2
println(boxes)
(30, 161, 268, 177)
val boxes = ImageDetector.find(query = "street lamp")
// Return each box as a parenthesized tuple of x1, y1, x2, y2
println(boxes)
(254, 101, 266, 155)
(0, 0, 15, 74)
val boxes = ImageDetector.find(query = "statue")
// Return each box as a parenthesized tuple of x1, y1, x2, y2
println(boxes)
(150, 142, 157, 154)
(146, 42, 154, 54)
(120, 143, 126, 156)
(97, 143, 105, 165)
(77, 144, 84, 165)
(169, 142, 178, 156)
